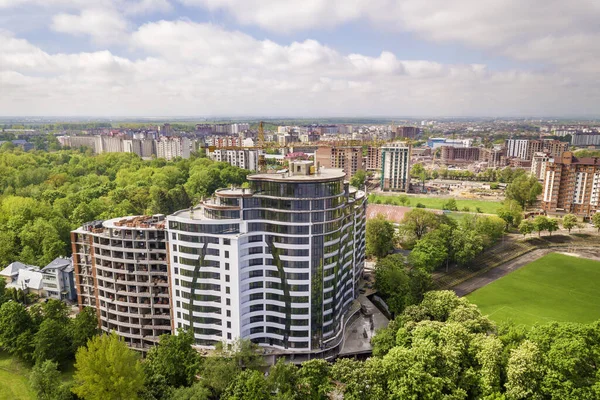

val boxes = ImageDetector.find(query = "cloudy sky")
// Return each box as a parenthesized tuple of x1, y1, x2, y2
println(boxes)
(1, 0, 599, 117)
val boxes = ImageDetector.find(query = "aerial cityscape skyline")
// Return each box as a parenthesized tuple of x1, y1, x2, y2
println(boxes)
(2, 0, 600, 117)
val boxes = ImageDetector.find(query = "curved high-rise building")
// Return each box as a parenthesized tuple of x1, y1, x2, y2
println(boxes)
(167, 161, 366, 357)
(71, 215, 172, 351)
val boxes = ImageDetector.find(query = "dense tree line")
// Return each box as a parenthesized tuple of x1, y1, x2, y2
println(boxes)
(366, 209, 508, 316)
(29, 291, 600, 399)
(0, 148, 249, 267)
(411, 164, 535, 183)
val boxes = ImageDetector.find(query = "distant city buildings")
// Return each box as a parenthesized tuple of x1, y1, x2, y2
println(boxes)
(542, 152, 600, 217)
(381, 143, 411, 191)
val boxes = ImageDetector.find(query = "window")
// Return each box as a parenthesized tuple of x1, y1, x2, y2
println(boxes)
(172, 232, 176, 239)
(225, 263, 230, 270)
(227, 321, 231, 328)
(173, 256, 178, 263)
(172, 244, 178, 252)
(225, 275, 230, 283)
(176, 301, 180, 308)
(226, 287, 230, 294)
(224, 239, 231, 245)
(174, 267, 179, 275)
(226, 298, 231, 305)
(227, 310, 231, 317)
(227, 333, 232, 340)
(225, 251, 230, 258)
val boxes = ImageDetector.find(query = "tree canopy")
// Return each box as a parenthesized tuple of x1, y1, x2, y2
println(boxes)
(0, 149, 249, 266)
(73, 333, 146, 400)
(366, 214, 395, 258)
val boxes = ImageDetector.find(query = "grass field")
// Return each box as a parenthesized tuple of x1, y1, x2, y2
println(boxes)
(368, 194, 502, 214)
(0, 352, 35, 400)
(0, 351, 74, 400)
(467, 253, 600, 326)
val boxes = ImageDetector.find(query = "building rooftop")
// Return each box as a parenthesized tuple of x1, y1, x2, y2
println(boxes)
(248, 166, 345, 182)
(0, 261, 33, 278)
(75, 215, 166, 235)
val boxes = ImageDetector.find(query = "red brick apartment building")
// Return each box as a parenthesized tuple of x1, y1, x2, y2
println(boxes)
(542, 152, 600, 218)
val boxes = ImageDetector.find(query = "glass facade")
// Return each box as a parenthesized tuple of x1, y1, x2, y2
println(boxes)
(167, 164, 367, 355)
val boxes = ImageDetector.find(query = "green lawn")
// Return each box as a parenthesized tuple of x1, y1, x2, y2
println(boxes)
(368, 194, 502, 214)
(0, 352, 35, 400)
(467, 253, 600, 326)
(0, 351, 75, 400)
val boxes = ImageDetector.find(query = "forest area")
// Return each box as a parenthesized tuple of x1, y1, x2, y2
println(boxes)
(0, 148, 249, 267)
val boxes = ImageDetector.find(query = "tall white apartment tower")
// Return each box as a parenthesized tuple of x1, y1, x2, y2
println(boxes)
(381, 142, 411, 191)
(505, 139, 529, 159)
(167, 161, 366, 357)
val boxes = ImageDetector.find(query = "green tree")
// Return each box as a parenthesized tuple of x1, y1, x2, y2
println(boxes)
(350, 169, 367, 188)
(561, 214, 578, 233)
(144, 329, 202, 388)
(451, 228, 484, 266)
(475, 215, 506, 247)
(546, 218, 559, 236)
(30, 360, 73, 400)
(505, 174, 542, 208)
(401, 208, 439, 241)
(408, 233, 448, 272)
(374, 255, 411, 315)
(170, 382, 211, 400)
(70, 307, 100, 352)
(198, 357, 240, 398)
(518, 220, 534, 237)
(0, 301, 35, 360)
(34, 318, 72, 367)
(73, 333, 145, 400)
(532, 215, 549, 237)
(592, 212, 600, 233)
(222, 370, 271, 400)
(366, 214, 395, 258)
(505, 341, 544, 400)
(442, 198, 458, 211)
(497, 200, 523, 230)
(298, 359, 332, 400)
(267, 359, 301, 400)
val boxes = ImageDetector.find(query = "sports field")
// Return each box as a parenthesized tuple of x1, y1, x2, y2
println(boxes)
(467, 253, 600, 326)
(368, 194, 501, 214)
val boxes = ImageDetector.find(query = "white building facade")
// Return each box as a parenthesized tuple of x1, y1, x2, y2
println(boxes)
(167, 161, 366, 357)
(381, 143, 411, 191)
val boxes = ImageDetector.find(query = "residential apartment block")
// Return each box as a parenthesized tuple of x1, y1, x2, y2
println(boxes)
(167, 161, 366, 357)
(366, 146, 382, 171)
(208, 149, 263, 171)
(505, 139, 530, 159)
(71, 216, 172, 351)
(542, 152, 600, 217)
(440, 146, 480, 164)
(315, 145, 364, 179)
(531, 152, 551, 180)
(381, 143, 411, 191)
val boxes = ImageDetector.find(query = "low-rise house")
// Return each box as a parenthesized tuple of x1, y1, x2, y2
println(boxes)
(1, 264, 44, 296)
(41, 257, 76, 301)
(0, 261, 31, 284)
